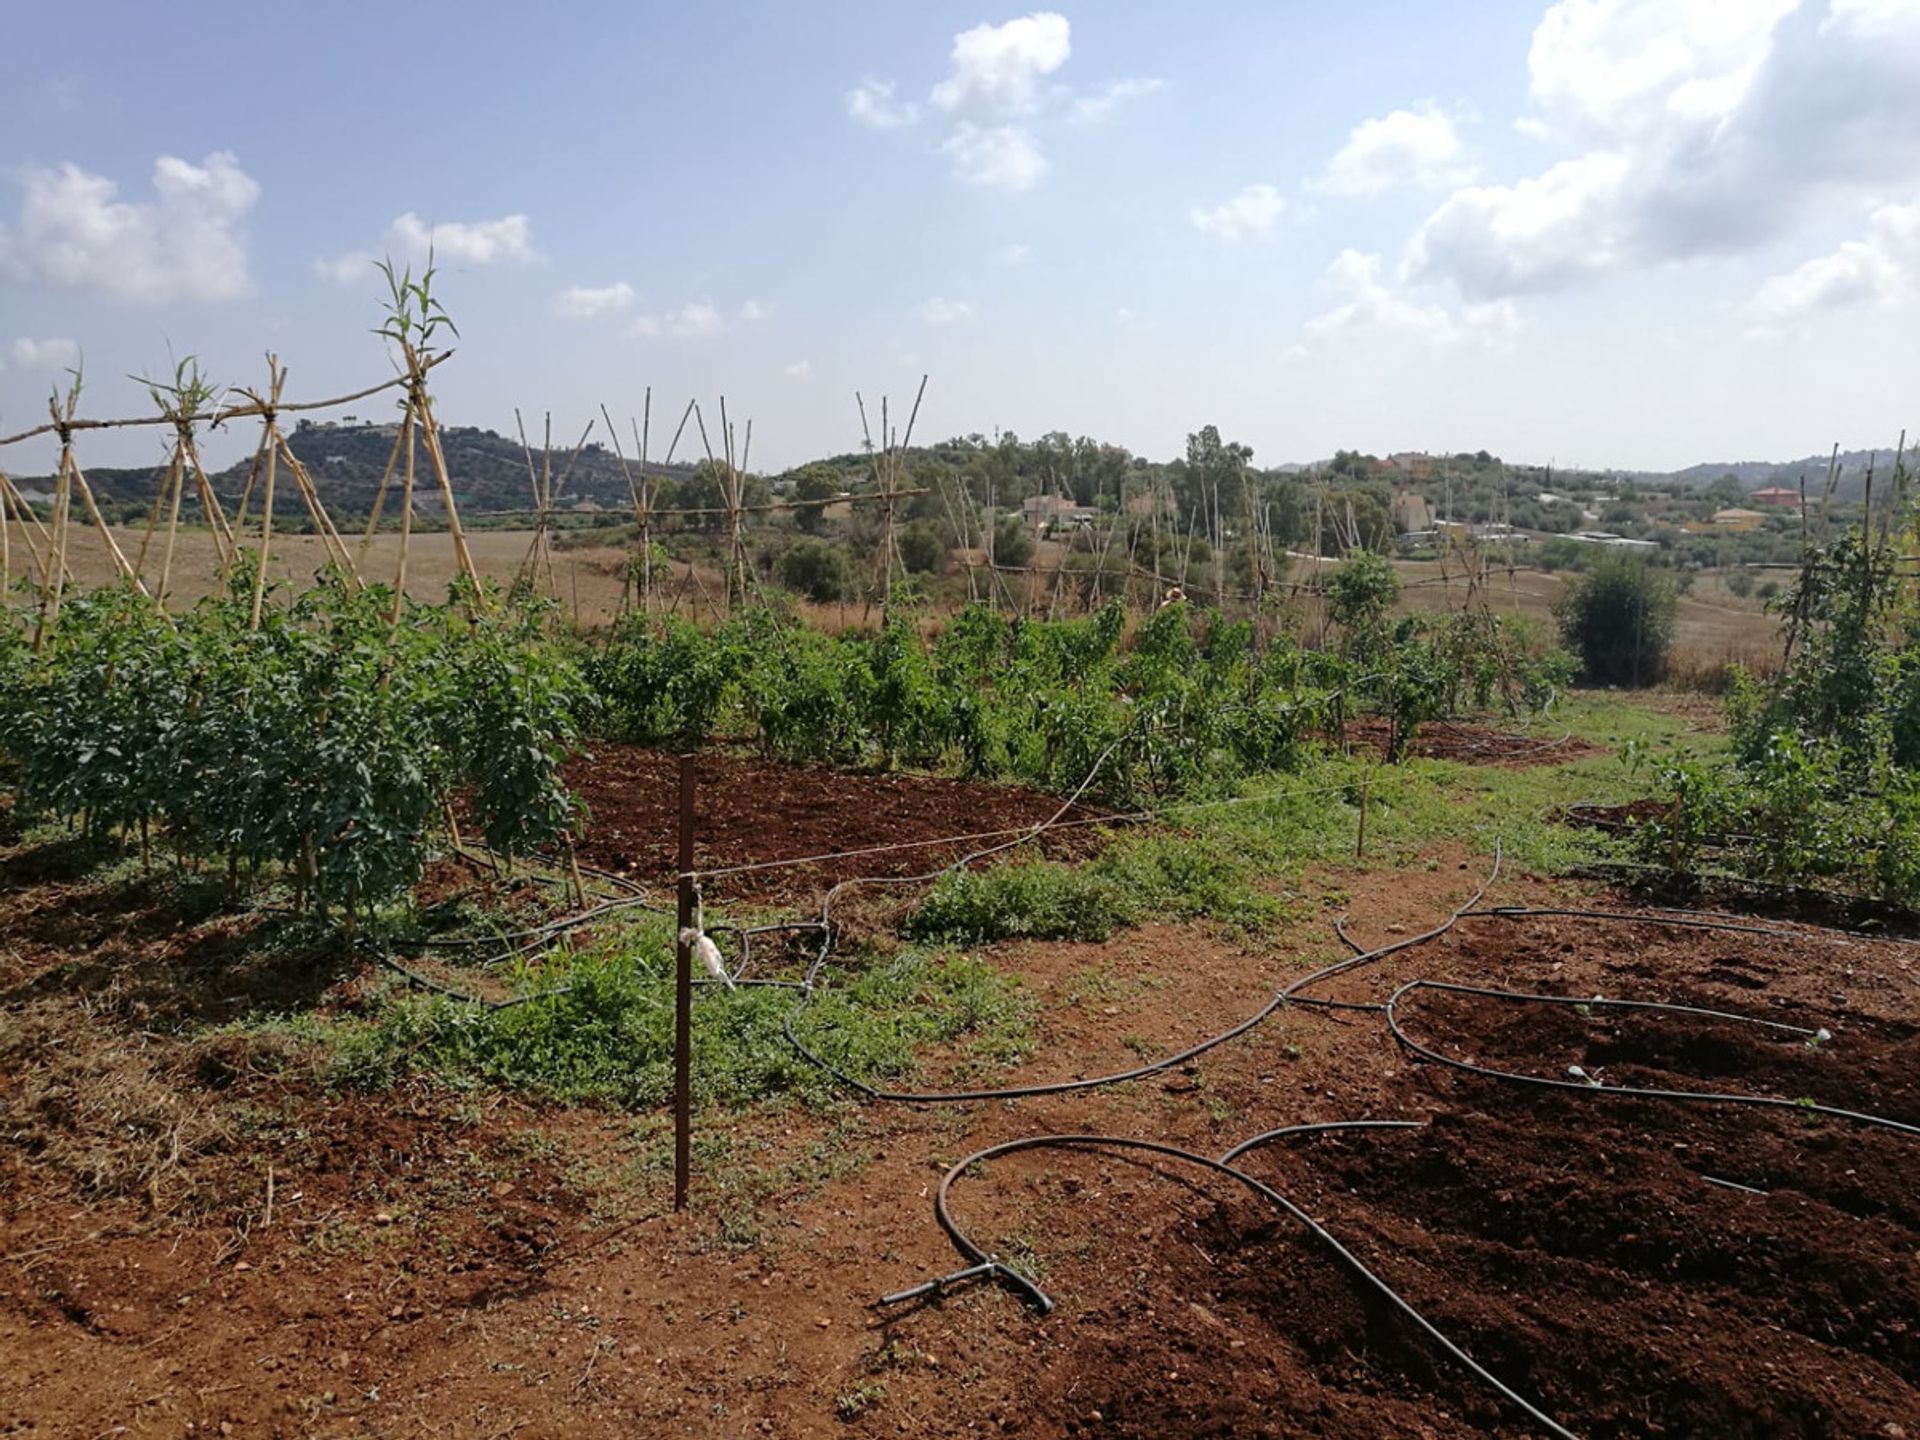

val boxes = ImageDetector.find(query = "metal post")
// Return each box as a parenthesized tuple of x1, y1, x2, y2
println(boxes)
(674, 753, 696, 1211)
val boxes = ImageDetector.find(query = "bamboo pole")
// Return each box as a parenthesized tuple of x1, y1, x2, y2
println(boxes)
(134, 450, 183, 583)
(34, 449, 71, 650)
(69, 459, 149, 598)
(390, 411, 416, 625)
(0, 353, 453, 451)
(356, 421, 410, 565)
(157, 444, 187, 603)
(249, 379, 281, 630)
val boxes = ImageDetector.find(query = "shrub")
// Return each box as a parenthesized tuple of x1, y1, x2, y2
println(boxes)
(993, 516, 1035, 568)
(1555, 553, 1676, 686)
(896, 522, 947, 575)
(776, 538, 855, 602)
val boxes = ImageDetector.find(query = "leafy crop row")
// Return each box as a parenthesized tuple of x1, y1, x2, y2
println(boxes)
(586, 595, 1571, 803)
(0, 576, 586, 922)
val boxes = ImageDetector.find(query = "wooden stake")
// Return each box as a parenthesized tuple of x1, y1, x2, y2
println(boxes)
(673, 754, 696, 1213)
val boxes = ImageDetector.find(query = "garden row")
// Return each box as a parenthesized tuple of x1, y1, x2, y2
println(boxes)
(586, 583, 1574, 805)
(0, 577, 584, 920)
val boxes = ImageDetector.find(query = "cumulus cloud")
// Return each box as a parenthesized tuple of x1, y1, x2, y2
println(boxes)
(1070, 77, 1164, 124)
(0, 151, 259, 303)
(738, 299, 769, 322)
(1190, 183, 1286, 243)
(1748, 196, 1920, 322)
(1311, 103, 1472, 197)
(1409, 0, 1920, 299)
(7, 336, 81, 370)
(1303, 249, 1520, 347)
(846, 79, 920, 129)
(630, 301, 727, 340)
(552, 281, 636, 318)
(387, 211, 534, 265)
(941, 123, 1049, 191)
(919, 297, 975, 325)
(318, 211, 534, 285)
(932, 12, 1071, 115)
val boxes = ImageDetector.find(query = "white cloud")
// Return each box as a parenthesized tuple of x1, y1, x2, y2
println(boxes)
(1411, 0, 1920, 299)
(783, 360, 812, 380)
(314, 251, 376, 286)
(738, 299, 769, 322)
(941, 124, 1049, 191)
(846, 79, 921, 129)
(318, 211, 534, 284)
(1190, 183, 1286, 243)
(998, 242, 1032, 265)
(1303, 249, 1520, 348)
(932, 12, 1071, 115)
(920, 297, 975, 325)
(552, 281, 636, 319)
(1747, 196, 1920, 322)
(1071, 77, 1164, 124)
(630, 301, 727, 340)
(387, 211, 534, 266)
(0, 151, 259, 303)
(1311, 103, 1472, 197)
(8, 336, 81, 370)
(1115, 307, 1136, 325)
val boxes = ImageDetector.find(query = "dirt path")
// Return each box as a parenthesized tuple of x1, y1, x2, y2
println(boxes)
(5, 826, 1920, 1435)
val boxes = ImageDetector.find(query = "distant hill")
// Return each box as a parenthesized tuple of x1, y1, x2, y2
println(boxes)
(1645, 448, 1902, 502)
(12, 422, 696, 518)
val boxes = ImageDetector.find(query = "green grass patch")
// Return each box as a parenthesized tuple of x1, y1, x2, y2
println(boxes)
(903, 829, 1285, 944)
(310, 912, 1033, 1111)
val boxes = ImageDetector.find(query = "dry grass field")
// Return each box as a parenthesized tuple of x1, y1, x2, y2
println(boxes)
(4, 520, 1779, 673)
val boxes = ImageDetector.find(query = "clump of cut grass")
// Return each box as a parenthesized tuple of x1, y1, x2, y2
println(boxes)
(0, 1001, 233, 1208)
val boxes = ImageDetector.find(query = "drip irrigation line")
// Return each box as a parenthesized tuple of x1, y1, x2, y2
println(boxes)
(1384, 979, 1920, 1139)
(680, 773, 1371, 885)
(782, 835, 1502, 1104)
(1463, 903, 1913, 945)
(910, 1130, 1577, 1440)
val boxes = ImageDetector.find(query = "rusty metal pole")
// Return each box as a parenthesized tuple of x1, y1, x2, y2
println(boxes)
(674, 753, 695, 1211)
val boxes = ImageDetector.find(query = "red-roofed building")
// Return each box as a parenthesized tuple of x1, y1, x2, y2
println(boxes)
(1750, 486, 1801, 506)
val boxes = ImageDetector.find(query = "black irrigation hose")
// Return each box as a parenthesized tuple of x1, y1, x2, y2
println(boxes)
(920, 1129, 1578, 1440)
(1462, 903, 1900, 943)
(779, 831, 1503, 1103)
(1385, 979, 1920, 1139)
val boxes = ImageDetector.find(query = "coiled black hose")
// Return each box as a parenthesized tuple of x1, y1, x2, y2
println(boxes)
(910, 1125, 1577, 1440)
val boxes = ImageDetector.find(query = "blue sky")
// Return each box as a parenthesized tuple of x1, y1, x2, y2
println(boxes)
(2, 0, 1917, 477)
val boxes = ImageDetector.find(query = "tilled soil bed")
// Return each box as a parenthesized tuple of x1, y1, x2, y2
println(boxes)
(1342, 718, 1601, 767)
(567, 743, 1110, 903)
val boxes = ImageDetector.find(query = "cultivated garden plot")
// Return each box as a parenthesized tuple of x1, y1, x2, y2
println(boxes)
(6, 284, 1920, 1438)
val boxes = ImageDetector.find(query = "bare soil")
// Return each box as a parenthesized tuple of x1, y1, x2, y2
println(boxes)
(4, 755, 1919, 1438)
(1342, 717, 1603, 768)
(568, 743, 1109, 904)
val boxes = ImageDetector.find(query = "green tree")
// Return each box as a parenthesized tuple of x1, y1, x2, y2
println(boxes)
(993, 515, 1035, 568)
(776, 538, 855, 602)
(1555, 553, 1677, 686)
(897, 521, 947, 575)
(791, 463, 842, 535)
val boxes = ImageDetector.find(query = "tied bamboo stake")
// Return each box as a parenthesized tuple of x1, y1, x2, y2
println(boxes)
(248, 361, 287, 630)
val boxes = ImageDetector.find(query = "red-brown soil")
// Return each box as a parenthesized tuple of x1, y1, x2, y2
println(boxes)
(1342, 718, 1602, 768)
(568, 744, 1110, 904)
(5, 797, 1920, 1436)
